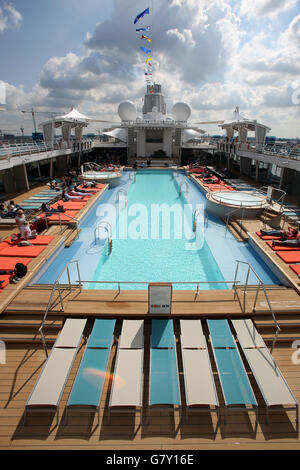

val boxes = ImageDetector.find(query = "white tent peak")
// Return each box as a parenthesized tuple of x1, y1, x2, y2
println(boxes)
(57, 107, 92, 122)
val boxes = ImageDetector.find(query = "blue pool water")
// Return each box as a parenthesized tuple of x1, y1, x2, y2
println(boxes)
(37, 170, 281, 289)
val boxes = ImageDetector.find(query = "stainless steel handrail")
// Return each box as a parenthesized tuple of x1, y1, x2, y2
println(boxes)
(38, 259, 81, 357)
(233, 259, 281, 351)
(94, 221, 112, 244)
(179, 181, 188, 196)
(225, 205, 246, 238)
(115, 188, 127, 207)
(193, 208, 203, 232)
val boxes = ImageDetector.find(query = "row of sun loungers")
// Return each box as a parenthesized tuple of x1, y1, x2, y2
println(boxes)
(256, 231, 300, 278)
(24, 318, 298, 427)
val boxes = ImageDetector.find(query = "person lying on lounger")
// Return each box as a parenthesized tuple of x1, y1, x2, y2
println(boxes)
(61, 190, 84, 201)
(260, 227, 298, 240)
(73, 184, 95, 194)
(272, 238, 300, 247)
(41, 203, 65, 214)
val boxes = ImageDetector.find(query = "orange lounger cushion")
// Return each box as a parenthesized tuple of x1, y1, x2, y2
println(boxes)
(276, 252, 300, 263)
(290, 264, 300, 275)
(42, 210, 79, 221)
(0, 257, 32, 270)
(258, 233, 281, 240)
(0, 245, 46, 258)
(0, 242, 9, 253)
(0, 274, 13, 289)
(52, 202, 86, 210)
(266, 240, 300, 251)
(3, 235, 54, 246)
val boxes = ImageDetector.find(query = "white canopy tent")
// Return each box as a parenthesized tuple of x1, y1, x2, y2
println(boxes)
(40, 107, 101, 144)
(102, 128, 127, 143)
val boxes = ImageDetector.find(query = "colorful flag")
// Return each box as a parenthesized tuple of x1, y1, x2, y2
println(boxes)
(141, 47, 151, 53)
(136, 26, 151, 32)
(134, 8, 149, 24)
(141, 34, 151, 43)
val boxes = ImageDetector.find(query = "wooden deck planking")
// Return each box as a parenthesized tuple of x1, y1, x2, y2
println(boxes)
(5, 285, 300, 317)
(0, 334, 299, 449)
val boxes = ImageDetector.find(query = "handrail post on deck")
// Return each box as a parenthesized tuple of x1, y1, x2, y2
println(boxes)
(253, 281, 261, 313)
(76, 261, 82, 293)
(243, 266, 251, 313)
(233, 261, 239, 300)
(66, 266, 71, 292)
(194, 283, 199, 302)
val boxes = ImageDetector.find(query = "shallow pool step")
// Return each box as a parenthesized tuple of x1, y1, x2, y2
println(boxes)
(223, 219, 247, 242)
(64, 227, 81, 247)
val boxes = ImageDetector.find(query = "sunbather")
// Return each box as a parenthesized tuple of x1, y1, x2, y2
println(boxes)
(260, 227, 298, 240)
(272, 238, 300, 247)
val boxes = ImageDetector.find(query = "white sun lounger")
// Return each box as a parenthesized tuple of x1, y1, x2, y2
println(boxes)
(25, 318, 87, 425)
(232, 319, 298, 424)
(108, 320, 144, 424)
(180, 320, 219, 422)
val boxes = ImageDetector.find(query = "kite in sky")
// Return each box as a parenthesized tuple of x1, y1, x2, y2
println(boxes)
(141, 34, 151, 43)
(141, 47, 151, 53)
(136, 26, 151, 32)
(134, 8, 149, 24)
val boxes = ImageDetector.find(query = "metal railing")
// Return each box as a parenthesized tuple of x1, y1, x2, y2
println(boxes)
(233, 260, 281, 352)
(253, 186, 286, 213)
(39, 260, 81, 357)
(51, 211, 80, 236)
(179, 181, 188, 196)
(225, 205, 246, 238)
(115, 189, 127, 207)
(94, 221, 112, 245)
(193, 208, 203, 232)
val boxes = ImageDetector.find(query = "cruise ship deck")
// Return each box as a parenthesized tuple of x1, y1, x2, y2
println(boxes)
(0, 176, 300, 451)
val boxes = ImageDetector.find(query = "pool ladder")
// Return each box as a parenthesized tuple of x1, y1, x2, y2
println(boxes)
(179, 181, 188, 196)
(115, 188, 127, 208)
(94, 221, 113, 254)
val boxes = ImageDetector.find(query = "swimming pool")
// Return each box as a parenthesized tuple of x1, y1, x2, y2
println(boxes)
(36, 170, 281, 289)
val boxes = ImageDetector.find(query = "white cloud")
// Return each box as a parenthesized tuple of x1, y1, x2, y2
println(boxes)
(240, 0, 298, 18)
(0, 3, 22, 33)
(166, 28, 196, 48)
(1, 0, 300, 137)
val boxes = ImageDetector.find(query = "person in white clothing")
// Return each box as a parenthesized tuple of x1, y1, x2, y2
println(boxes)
(19, 222, 37, 245)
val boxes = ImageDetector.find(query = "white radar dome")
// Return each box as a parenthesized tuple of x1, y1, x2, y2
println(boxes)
(118, 101, 137, 121)
(171, 102, 191, 122)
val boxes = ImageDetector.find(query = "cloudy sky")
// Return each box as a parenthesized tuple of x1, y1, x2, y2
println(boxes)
(0, 0, 300, 137)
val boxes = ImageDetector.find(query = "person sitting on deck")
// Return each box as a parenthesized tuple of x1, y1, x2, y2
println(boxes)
(272, 238, 300, 247)
(18, 222, 37, 245)
(260, 227, 298, 240)
(15, 209, 26, 232)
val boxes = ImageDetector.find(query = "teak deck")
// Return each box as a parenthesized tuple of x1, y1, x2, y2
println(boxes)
(1, 323, 300, 450)
(1, 177, 300, 449)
